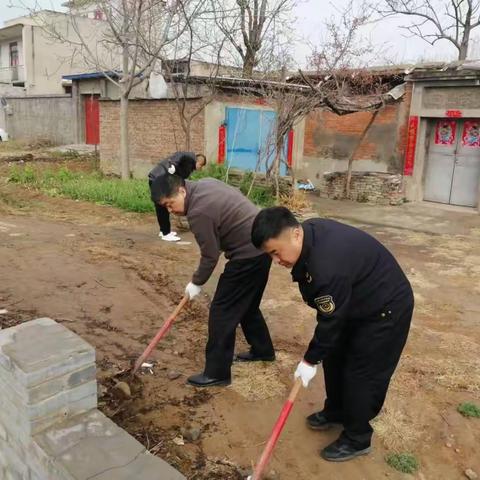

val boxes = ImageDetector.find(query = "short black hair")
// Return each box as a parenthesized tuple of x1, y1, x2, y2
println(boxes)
(251, 206, 300, 248)
(150, 174, 185, 203)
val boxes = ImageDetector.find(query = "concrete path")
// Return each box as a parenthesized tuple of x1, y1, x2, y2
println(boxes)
(308, 196, 479, 236)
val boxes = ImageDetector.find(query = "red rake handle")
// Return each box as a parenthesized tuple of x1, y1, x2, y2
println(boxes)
(132, 295, 189, 375)
(251, 378, 303, 480)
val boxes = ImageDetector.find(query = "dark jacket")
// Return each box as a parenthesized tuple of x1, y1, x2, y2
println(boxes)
(185, 179, 262, 285)
(149, 152, 196, 200)
(291, 219, 413, 365)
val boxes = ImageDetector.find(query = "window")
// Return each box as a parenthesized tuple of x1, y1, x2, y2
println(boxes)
(162, 60, 188, 75)
(9, 42, 19, 67)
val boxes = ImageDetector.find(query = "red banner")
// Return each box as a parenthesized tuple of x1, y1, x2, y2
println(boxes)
(287, 129, 294, 167)
(218, 124, 226, 164)
(404, 116, 419, 176)
(462, 120, 480, 147)
(435, 120, 456, 145)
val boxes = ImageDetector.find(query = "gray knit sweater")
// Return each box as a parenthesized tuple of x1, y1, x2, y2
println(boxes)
(184, 178, 262, 285)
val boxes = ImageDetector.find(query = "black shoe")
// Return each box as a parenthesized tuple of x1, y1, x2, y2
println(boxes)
(321, 436, 371, 462)
(187, 372, 231, 387)
(233, 351, 275, 362)
(307, 411, 343, 431)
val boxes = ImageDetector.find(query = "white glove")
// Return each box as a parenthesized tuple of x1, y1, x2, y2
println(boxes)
(294, 360, 317, 388)
(185, 282, 201, 300)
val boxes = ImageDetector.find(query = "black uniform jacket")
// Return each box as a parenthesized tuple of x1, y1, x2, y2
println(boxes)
(149, 151, 196, 200)
(291, 219, 413, 365)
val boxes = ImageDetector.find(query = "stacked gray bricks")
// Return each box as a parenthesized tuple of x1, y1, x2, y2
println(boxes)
(319, 172, 404, 205)
(0, 317, 185, 480)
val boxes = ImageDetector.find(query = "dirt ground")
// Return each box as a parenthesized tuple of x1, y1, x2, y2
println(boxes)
(0, 157, 479, 479)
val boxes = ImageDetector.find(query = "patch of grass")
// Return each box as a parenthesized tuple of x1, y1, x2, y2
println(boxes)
(7, 162, 277, 211)
(8, 166, 155, 213)
(190, 162, 228, 181)
(192, 164, 275, 207)
(457, 402, 480, 418)
(385, 453, 419, 474)
(279, 190, 311, 212)
(8, 165, 37, 184)
(373, 406, 421, 451)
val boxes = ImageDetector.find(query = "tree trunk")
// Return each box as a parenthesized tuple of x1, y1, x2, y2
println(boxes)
(273, 136, 284, 201)
(459, 36, 469, 60)
(120, 40, 130, 180)
(459, 10, 472, 60)
(120, 93, 130, 179)
(345, 110, 379, 198)
(185, 118, 191, 150)
(243, 51, 256, 78)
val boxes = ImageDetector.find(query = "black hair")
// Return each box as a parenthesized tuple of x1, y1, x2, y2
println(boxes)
(251, 206, 300, 248)
(150, 174, 185, 203)
(196, 153, 207, 166)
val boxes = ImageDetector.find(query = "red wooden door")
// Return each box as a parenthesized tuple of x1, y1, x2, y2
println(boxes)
(84, 95, 100, 145)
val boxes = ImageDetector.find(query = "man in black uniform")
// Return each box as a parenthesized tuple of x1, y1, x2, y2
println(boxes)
(251, 207, 413, 462)
(148, 152, 206, 242)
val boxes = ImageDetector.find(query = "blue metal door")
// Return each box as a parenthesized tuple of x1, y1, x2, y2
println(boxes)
(225, 107, 287, 174)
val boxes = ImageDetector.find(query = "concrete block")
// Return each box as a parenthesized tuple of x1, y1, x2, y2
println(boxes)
(0, 318, 95, 389)
(92, 451, 186, 480)
(0, 419, 8, 441)
(35, 409, 186, 480)
(0, 361, 96, 405)
(0, 319, 185, 480)
(0, 436, 31, 480)
(0, 380, 96, 439)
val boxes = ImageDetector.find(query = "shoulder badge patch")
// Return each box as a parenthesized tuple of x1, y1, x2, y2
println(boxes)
(314, 295, 335, 315)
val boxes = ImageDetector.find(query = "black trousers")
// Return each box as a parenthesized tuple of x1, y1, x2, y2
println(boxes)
(204, 253, 275, 379)
(154, 203, 171, 235)
(321, 292, 414, 448)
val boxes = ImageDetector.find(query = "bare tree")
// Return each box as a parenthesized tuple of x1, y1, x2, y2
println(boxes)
(376, 0, 480, 60)
(234, 0, 402, 200)
(258, 82, 321, 200)
(21, 0, 198, 178)
(161, 0, 228, 149)
(210, 0, 297, 77)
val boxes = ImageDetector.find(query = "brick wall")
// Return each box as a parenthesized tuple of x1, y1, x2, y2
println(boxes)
(318, 171, 405, 205)
(301, 84, 412, 185)
(100, 99, 205, 177)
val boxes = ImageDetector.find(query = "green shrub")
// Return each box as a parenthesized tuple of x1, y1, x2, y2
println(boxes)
(457, 402, 480, 418)
(386, 453, 419, 474)
(190, 163, 228, 181)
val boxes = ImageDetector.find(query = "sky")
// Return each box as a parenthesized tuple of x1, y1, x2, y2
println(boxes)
(1, 0, 478, 66)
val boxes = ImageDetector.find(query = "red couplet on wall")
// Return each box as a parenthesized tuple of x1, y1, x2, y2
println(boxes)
(287, 129, 294, 167)
(218, 124, 226, 164)
(404, 116, 419, 176)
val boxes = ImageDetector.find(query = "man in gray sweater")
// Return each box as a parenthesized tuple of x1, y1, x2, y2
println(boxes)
(149, 173, 275, 386)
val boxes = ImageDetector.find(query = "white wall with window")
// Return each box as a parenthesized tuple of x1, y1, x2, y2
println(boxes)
(0, 37, 24, 84)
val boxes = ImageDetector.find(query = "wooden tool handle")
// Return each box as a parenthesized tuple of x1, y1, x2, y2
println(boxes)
(132, 295, 189, 375)
(251, 378, 303, 480)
